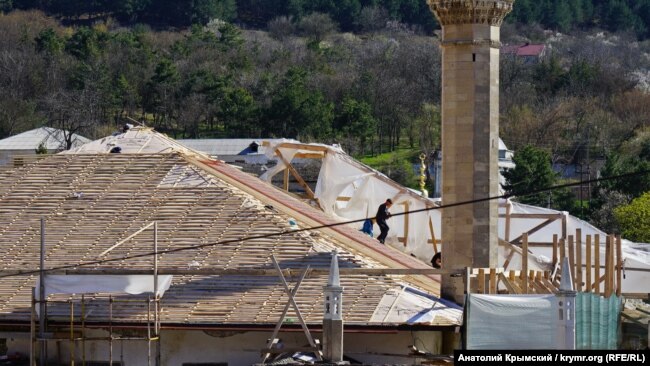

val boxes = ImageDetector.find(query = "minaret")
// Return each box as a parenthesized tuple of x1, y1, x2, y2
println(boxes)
(427, 0, 514, 303)
(322, 250, 344, 363)
(557, 257, 576, 349)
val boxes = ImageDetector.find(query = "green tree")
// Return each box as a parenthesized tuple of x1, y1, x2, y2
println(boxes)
(503, 145, 564, 207)
(265, 67, 334, 140)
(0, 0, 12, 12)
(155, 0, 236, 26)
(65, 27, 107, 60)
(221, 87, 258, 137)
(335, 96, 376, 155)
(35, 28, 64, 55)
(113, 0, 152, 22)
(614, 191, 650, 242)
(598, 152, 650, 199)
(305, 0, 361, 30)
(601, 0, 639, 33)
(510, 0, 542, 24)
(550, 0, 572, 32)
(35, 142, 48, 154)
(533, 55, 566, 96)
(144, 58, 180, 126)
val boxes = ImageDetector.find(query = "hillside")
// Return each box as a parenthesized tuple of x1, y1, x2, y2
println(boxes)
(4, 1, 650, 40)
(0, 8, 648, 239)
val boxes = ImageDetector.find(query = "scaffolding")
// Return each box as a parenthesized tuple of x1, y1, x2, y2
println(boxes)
(30, 220, 163, 366)
(30, 292, 161, 366)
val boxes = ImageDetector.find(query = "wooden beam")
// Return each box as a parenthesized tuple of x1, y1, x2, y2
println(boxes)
(558, 238, 566, 274)
(498, 272, 517, 294)
(616, 235, 622, 297)
(275, 151, 315, 199)
(402, 201, 410, 247)
(531, 273, 551, 294)
(523, 242, 558, 247)
(590, 274, 606, 291)
(605, 235, 612, 298)
(477, 269, 485, 294)
(568, 235, 576, 290)
(335, 196, 351, 202)
(502, 248, 516, 271)
(552, 234, 558, 268)
(586, 235, 592, 294)
(540, 276, 558, 293)
(576, 229, 582, 292)
(498, 213, 563, 220)
(294, 153, 325, 159)
(283, 168, 289, 191)
(522, 233, 528, 294)
(508, 271, 524, 294)
(500, 238, 527, 271)
(276, 143, 329, 152)
(428, 217, 438, 254)
(489, 268, 497, 294)
(509, 218, 556, 244)
(261, 141, 329, 152)
(504, 201, 511, 242)
(594, 234, 600, 295)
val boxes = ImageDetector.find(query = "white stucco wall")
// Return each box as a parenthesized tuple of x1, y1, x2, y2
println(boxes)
(3, 327, 442, 365)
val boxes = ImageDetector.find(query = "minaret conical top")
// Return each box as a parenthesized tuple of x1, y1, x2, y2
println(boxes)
(327, 250, 341, 287)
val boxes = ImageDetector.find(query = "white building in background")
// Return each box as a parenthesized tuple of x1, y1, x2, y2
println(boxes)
(0, 127, 90, 166)
(430, 138, 514, 198)
(177, 138, 289, 164)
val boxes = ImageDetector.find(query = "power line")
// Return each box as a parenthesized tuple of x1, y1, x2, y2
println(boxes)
(1, 169, 648, 279)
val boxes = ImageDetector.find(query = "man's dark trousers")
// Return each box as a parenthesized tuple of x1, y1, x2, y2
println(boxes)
(377, 220, 389, 244)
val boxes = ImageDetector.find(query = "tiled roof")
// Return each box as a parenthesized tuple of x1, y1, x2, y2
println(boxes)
(0, 152, 457, 327)
(501, 44, 545, 57)
(0, 127, 90, 150)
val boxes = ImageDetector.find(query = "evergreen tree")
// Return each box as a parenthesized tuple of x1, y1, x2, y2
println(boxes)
(502, 145, 559, 207)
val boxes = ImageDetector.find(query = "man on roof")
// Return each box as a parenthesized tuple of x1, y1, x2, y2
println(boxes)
(375, 198, 392, 244)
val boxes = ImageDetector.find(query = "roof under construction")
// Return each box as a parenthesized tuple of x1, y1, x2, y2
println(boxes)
(0, 128, 460, 329)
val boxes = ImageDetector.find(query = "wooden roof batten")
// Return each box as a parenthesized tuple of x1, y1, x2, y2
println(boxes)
(0, 141, 457, 328)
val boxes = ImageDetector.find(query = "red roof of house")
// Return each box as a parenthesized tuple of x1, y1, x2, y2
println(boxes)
(501, 43, 545, 57)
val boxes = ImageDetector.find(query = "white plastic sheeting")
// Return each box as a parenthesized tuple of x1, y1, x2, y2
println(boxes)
(503, 201, 650, 293)
(261, 141, 650, 292)
(467, 294, 558, 349)
(262, 142, 548, 269)
(370, 286, 463, 325)
(37, 275, 173, 299)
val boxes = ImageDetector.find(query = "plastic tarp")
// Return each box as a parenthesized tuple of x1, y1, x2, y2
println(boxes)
(37, 275, 173, 299)
(369, 286, 463, 325)
(261, 141, 650, 292)
(576, 293, 621, 350)
(505, 202, 650, 293)
(467, 294, 558, 349)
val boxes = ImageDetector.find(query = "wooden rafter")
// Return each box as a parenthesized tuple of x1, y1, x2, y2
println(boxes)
(428, 217, 439, 253)
(275, 150, 315, 199)
(509, 218, 556, 244)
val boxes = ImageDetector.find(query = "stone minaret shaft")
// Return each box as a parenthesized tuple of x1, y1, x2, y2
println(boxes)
(428, 0, 513, 303)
